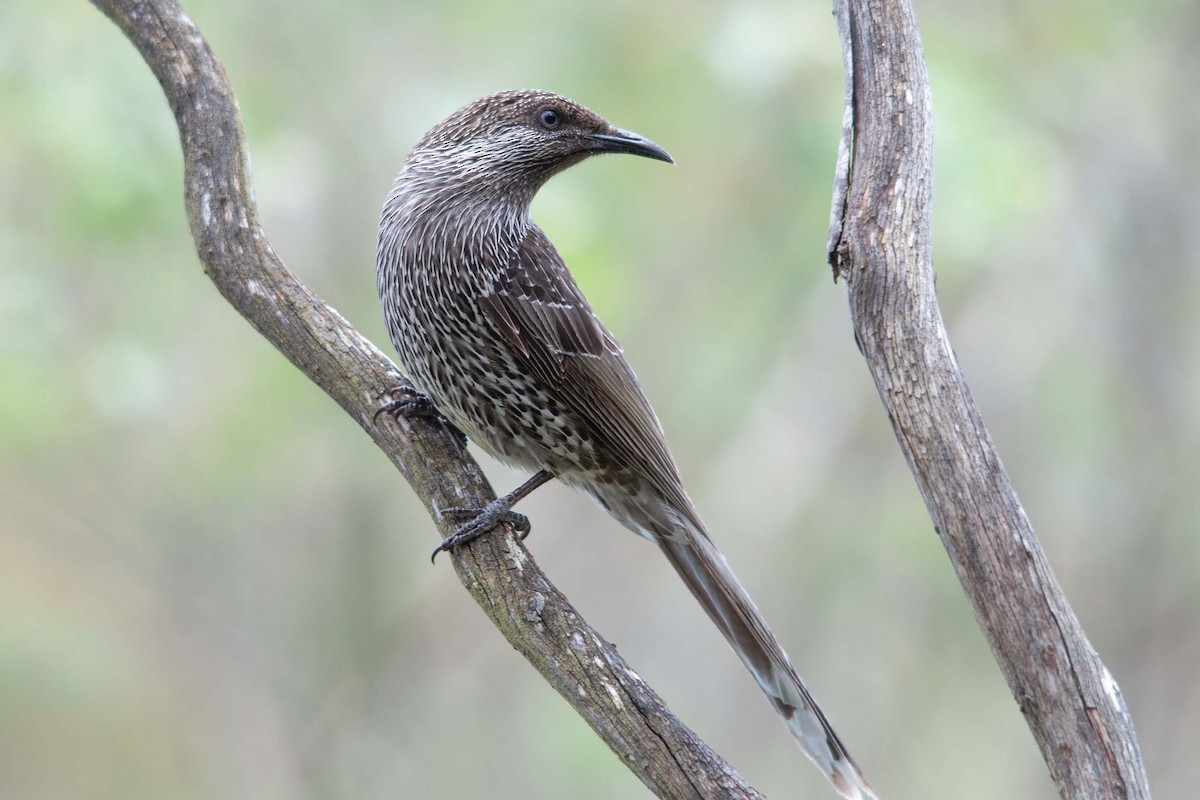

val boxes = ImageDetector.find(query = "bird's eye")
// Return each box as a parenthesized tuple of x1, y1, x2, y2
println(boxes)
(538, 109, 562, 130)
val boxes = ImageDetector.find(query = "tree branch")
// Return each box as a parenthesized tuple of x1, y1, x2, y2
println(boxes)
(827, 1, 1150, 798)
(87, 1, 763, 797)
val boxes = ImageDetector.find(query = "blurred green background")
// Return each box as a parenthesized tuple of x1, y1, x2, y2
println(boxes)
(3, 0, 1198, 798)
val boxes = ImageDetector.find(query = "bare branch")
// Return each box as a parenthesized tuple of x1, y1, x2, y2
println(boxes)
(86, 1, 763, 797)
(827, 1, 1151, 798)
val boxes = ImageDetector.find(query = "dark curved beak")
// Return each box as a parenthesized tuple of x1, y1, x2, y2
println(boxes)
(590, 127, 674, 164)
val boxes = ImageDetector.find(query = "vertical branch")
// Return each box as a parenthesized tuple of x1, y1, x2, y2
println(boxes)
(826, 1, 1151, 798)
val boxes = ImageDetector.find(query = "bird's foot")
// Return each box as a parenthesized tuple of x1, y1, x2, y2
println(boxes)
(431, 501, 531, 563)
(429, 471, 553, 563)
(374, 385, 466, 444)
(374, 385, 438, 422)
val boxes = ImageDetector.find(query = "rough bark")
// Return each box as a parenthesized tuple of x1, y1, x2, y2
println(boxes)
(86, 1, 763, 797)
(827, 1, 1151, 798)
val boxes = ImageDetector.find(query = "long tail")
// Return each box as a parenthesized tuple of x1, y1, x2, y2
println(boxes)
(657, 529, 876, 799)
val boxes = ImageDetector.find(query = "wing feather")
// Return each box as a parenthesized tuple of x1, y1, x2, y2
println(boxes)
(480, 228, 702, 531)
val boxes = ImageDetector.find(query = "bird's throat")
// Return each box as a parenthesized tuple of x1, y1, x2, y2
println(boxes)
(382, 172, 535, 269)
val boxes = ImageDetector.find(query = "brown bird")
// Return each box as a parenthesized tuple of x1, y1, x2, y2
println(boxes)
(376, 89, 875, 799)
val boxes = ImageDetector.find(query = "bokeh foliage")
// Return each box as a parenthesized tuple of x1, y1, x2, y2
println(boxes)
(2, 0, 1198, 798)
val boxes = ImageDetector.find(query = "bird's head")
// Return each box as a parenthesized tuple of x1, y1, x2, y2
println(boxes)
(401, 90, 672, 201)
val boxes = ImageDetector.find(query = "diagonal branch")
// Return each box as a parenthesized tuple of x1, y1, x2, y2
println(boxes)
(827, 1, 1151, 798)
(87, 1, 763, 797)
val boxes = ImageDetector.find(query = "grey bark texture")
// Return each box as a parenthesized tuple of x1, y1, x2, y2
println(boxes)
(87, 1, 765, 798)
(827, 1, 1151, 799)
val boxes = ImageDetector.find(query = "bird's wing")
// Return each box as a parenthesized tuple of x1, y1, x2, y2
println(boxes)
(480, 228, 701, 531)
(482, 231, 877, 800)
(480, 228, 618, 363)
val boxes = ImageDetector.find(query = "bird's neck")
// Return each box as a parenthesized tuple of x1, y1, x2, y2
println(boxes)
(381, 166, 539, 272)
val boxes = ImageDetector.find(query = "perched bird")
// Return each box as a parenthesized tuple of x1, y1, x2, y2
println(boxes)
(376, 89, 875, 799)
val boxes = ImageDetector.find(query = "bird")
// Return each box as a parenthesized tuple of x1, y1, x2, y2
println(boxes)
(376, 89, 876, 800)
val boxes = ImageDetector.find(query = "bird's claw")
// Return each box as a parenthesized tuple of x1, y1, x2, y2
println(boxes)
(373, 386, 438, 423)
(431, 505, 532, 563)
(374, 385, 467, 444)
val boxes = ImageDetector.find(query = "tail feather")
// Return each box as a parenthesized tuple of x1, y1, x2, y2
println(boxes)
(657, 530, 877, 800)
